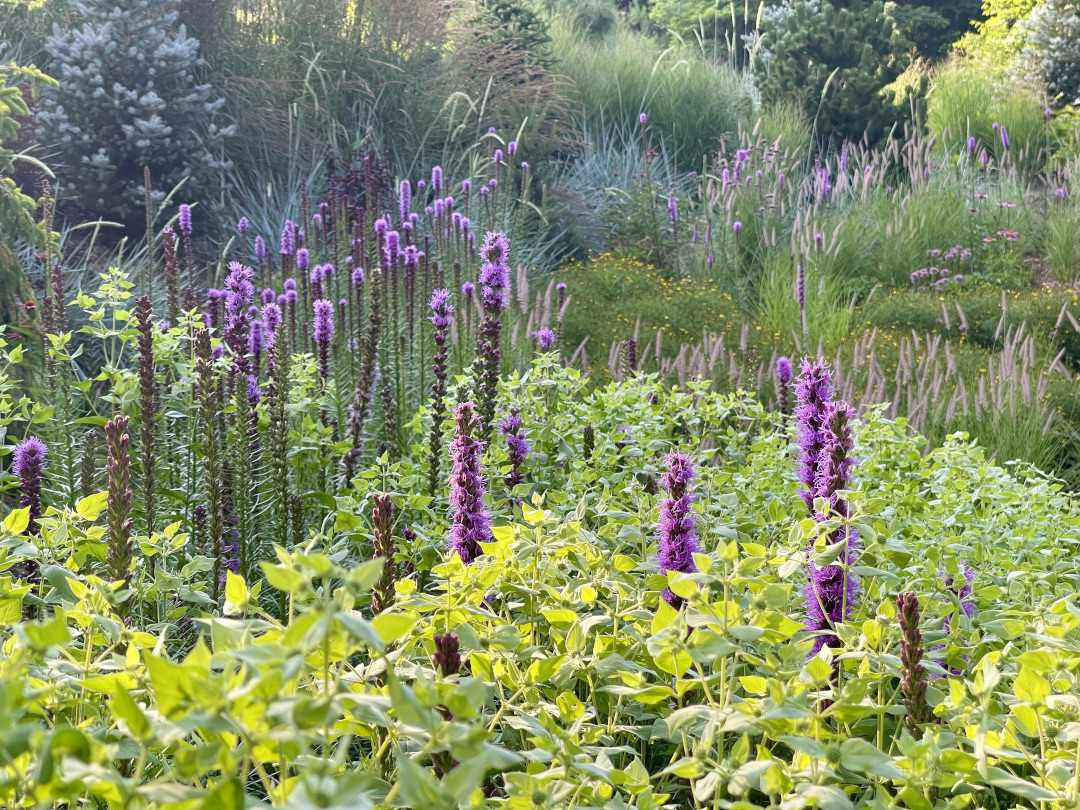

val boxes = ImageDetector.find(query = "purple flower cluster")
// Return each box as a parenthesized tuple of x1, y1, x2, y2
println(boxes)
(13, 436, 47, 535)
(313, 299, 334, 380)
(499, 408, 529, 491)
(795, 360, 861, 655)
(448, 402, 492, 564)
(656, 451, 700, 609)
(531, 328, 556, 351)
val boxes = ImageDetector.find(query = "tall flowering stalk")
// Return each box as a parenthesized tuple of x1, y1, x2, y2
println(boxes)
(776, 356, 793, 416)
(178, 204, 194, 280)
(162, 227, 180, 325)
(656, 451, 699, 609)
(312, 299, 334, 381)
(803, 394, 861, 656)
(379, 380, 398, 459)
(346, 270, 382, 476)
(448, 402, 492, 564)
(104, 415, 133, 608)
(472, 232, 511, 444)
(266, 333, 292, 547)
(794, 358, 834, 511)
(796, 260, 807, 336)
(194, 329, 224, 603)
(13, 437, 47, 536)
(134, 296, 158, 537)
(427, 289, 453, 496)
(371, 494, 396, 614)
(897, 592, 931, 736)
(499, 407, 529, 492)
(79, 430, 96, 499)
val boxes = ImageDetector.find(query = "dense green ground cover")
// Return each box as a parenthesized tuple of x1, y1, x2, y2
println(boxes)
(3, 353, 1080, 809)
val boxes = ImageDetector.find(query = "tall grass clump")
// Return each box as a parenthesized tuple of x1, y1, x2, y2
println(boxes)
(550, 20, 755, 169)
(928, 58, 1047, 176)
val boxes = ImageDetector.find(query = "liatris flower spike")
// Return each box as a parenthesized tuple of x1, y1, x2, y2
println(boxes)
(776, 356, 793, 416)
(312, 299, 334, 380)
(794, 358, 834, 510)
(433, 632, 461, 677)
(448, 402, 493, 564)
(897, 592, 932, 735)
(13, 436, 47, 535)
(656, 451, 700, 609)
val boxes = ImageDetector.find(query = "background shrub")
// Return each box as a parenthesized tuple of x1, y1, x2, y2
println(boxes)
(35, 0, 233, 224)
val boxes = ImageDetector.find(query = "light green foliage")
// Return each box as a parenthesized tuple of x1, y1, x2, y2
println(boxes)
(549, 19, 756, 168)
(927, 57, 1047, 175)
(2, 361, 1080, 806)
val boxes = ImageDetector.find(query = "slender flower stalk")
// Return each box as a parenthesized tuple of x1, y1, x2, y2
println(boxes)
(776, 356, 793, 416)
(897, 592, 931, 736)
(134, 296, 158, 537)
(194, 329, 224, 603)
(80, 430, 97, 499)
(312, 299, 334, 381)
(13, 437, 47, 536)
(427, 289, 454, 496)
(583, 424, 594, 462)
(346, 270, 382, 475)
(179, 204, 194, 280)
(472, 232, 511, 443)
(266, 333, 291, 547)
(104, 415, 133, 606)
(794, 358, 834, 511)
(656, 451, 699, 609)
(162, 227, 180, 325)
(371, 494, 396, 614)
(378, 381, 398, 459)
(448, 402, 492, 564)
(796, 260, 807, 336)
(499, 407, 529, 493)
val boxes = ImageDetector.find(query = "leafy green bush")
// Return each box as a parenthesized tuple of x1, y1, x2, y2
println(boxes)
(758, 0, 917, 146)
(3, 340, 1080, 806)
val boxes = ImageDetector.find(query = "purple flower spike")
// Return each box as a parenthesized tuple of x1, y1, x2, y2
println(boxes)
(254, 236, 266, 261)
(1000, 126, 1010, 150)
(448, 402, 492, 564)
(178, 204, 192, 235)
(532, 328, 556, 351)
(794, 358, 833, 510)
(499, 407, 529, 491)
(668, 192, 678, 224)
(313, 299, 334, 380)
(967, 136, 976, 151)
(238, 216, 249, 235)
(400, 179, 411, 223)
(296, 248, 310, 272)
(656, 451, 700, 609)
(13, 436, 47, 536)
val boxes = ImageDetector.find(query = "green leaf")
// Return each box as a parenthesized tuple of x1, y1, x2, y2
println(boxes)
(223, 571, 249, 615)
(75, 492, 108, 522)
(1014, 666, 1051, 705)
(839, 738, 904, 780)
(110, 689, 152, 740)
(3, 507, 29, 536)
(371, 611, 418, 645)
